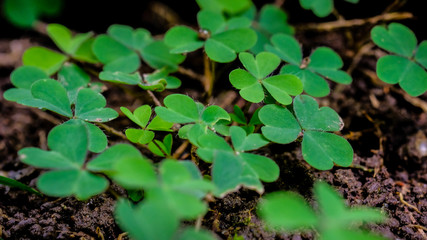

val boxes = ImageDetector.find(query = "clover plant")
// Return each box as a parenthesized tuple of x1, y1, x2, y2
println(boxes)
(371, 23, 427, 96)
(299, 0, 359, 17)
(229, 51, 303, 105)
(164, 10, 257, 63)
(259, 95, 353, 170)
(267, 34, 352, 97)
(258, 181, 386, 240)
(229, 105, 261, 134)
(4, 64, 117, 152)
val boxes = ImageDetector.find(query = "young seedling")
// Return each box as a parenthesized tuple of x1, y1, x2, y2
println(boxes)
(371, 23, 427, 96)
(154, 94, 231, 143)
(266, 34, 352, 97)
(258, 181, 386, 239)
(196, 126, 279, 196)
(114, 159, 216, 240)
(259, 95, 353, 170)
(164, 10, 257, 63)
(120, 105, 173, 144)
(93, 24, 185, 73)
(299, 0, 359, 17)
(2, 0, 62, 28)
(229, 51, 303, 105)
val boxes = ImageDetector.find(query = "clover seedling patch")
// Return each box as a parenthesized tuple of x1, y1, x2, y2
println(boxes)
(258, 181, 386, 239)
(259, 95, 353, 170)
(230, 51, 303, 104)
(266, 34, 352, 97)
(371, 23, 427, 96)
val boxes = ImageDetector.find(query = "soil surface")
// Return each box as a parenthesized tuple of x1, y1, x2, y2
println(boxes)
(1, 0, 426, 239)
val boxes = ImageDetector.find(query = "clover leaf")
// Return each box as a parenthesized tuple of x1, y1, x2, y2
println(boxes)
(196, 0, 252, 14)
(155, 94, 230, 144)
(58, 63, 91, 104)
(266, 34, 352, 97)
(258, 182, 386, 239)
(259, 95, 353, 170)
(22, 47, 67, 75)
(121, 105, 173, 144)
(196, 126, 278, 196)
(371, 23, 427, 96)
(165, 10, 257, 63)
(230, 52, 303, 104)
(0, 176, 42, 196)
(18, 121, 109, 200)
(3, 0, 62, 28)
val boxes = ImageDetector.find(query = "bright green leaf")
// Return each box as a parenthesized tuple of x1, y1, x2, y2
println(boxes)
(22, 47, 67, 75)
(74, 88, 118, 122)
(259, 104, 301, 144)
(266, 34, 302, 66)
(47, 23, 92, 55)
(164, 26, 204, 53)
(99, 71, 142, 85)
(371, 23, 417, 57)
(10, 66, 48, 89)
(155, 94, 200, 123)
(263, 74, 303, 105)
(239, 52, 280, 79)
(415, 40, 427, 69)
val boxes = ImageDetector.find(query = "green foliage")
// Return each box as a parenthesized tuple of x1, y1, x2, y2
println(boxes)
(4, 65, 116, 152)
(164, 11, 257, 63)
(155, 94, 230, 142)
(93, 24, 185, 73)
(121, 105, 173, 145)
(2, 0, 62, 28)
(22, 47, 67, 75)
(266, 34, 352, 97)
(229, 105, 261, 134)
(0, 176, 42, 196)
(148, 134, 173, 157)
(114, 160, 215, 240)
(196, 0, 252, 14)
(230, 52, 303, 104)
(197, 126, 278, 196)
(259, 95, 353, 170)
(47, 24, 98, 63)
(371, 23, 427, 96)
(258, 181, 386, 239)
(248, 4, 294, 53)
(18, 122, 109, 200)
(299, 0, 359, 17)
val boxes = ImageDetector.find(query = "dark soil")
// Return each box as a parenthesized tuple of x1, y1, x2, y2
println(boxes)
(1, 0, 426, 239)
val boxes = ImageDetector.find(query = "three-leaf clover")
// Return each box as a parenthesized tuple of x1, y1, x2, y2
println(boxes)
(258, 181, 386, 239)
(155, 94, 230, 144)
(19, 121, 109, 200)
(259, 95, 353, 170)
(266, 34, 352, 97)
(121, 105, 173, 144)
(371, 23, 427, 96)
(229, 51, 303, 105)
(196, 126, 279, 196)
(4, 65, 118, 152)
(164, 10, 257, 63)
